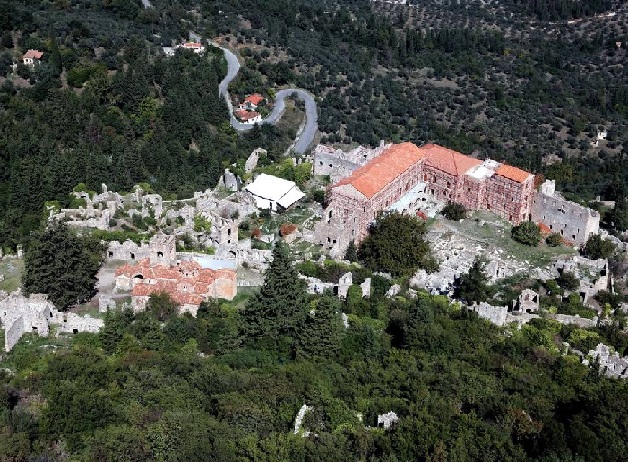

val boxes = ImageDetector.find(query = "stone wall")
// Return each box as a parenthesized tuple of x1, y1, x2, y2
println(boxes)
(0, 292, 103, 352)
(312, 143, 389, 183)
(107, 233, 176, 265)
(468, 302, 508, 326)
(531, 180, 600, 245)
(4, 315, 25, 352)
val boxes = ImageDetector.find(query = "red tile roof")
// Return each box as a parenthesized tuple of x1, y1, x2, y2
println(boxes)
(495, 164, 533, 184)
(421, 144, 483, 176)
(334, 142, 427, 198)
(245, 94, 264, 106)
(235, 110, 260, 121)
(182, 42, 203, 49)
(23, 49, 43, 59)
(118, 259, 236, 307)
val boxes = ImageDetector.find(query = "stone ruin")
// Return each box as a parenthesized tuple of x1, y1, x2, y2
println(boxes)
(377, 411, 399, 430)
(553, 255, 609, 305)
(584, 343, 628, 379)
(302, 272, 371, 299)
(531, 180, 600, 246)
(312, 141, 391, 183)
(512, 289, 540, 314)
(468, 288, 598, 328)
(245, 148, 265, 173)
(410, 228, 529, 296)
(107, 232, 176, 265)
(0, 291, 104, 352)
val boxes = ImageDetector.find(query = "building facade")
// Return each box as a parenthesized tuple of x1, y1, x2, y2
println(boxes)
(314, 142, 537, 255)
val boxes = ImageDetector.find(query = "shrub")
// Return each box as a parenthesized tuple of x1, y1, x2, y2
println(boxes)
(546, 232, 562, 247)
(441, 201, 467, 220)
(511, 221, 542, 246)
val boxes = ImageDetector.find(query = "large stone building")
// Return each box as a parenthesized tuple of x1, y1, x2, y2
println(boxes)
(115, 259, 237, 315)
(531, 180, 600, 245)
(314, 142, 536, 253)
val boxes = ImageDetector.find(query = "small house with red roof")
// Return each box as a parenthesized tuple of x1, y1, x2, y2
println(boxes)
(243, 93, 265, 110)
(235, 109, 262, 124)
(22, 49, 43, 67)
(179, 42, 205, 54)
(115, 258, 236, 315)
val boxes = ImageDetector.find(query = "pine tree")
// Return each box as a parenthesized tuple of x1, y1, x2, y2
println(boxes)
(344, 240, 358, 262)
(240, 241, 308, 355)
(298, 294, 343, 359)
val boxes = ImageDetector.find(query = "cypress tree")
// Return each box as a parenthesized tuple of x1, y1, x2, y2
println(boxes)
(22, 223, 105, 310)
(240, 241, 308, 355)
(298, 294, 344, 359)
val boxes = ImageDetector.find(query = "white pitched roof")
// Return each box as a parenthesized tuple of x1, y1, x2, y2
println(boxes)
(245, 173, 305, 209)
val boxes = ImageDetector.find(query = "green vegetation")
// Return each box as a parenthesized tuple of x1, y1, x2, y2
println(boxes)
(193, 214, 212, 233)
(511, 221, 542, 247)
(454, 257, 492, 303)
(582, 234, 616, 259)
(22, 223, 105, 310)
(545, 232, 563, 247)
(358, 212, 438, 277)
(441, 201, 467, 221)
(4, 243, 628, 460)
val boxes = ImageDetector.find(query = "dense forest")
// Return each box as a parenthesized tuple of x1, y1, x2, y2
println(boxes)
(1, 0, 627, 247)
(3, 242, 628, 461)
(0, 0, 302, 249)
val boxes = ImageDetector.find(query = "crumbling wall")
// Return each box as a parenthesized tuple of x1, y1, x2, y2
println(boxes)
(312, 144, 389, 183)
(4, 315, 24, 352)
(468, 302, 508, 326)
(532, 181, 600, 245)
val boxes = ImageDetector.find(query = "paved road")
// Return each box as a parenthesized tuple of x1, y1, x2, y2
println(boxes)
(211, 42, 319, 154)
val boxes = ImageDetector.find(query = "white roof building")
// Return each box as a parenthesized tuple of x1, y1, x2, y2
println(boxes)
(245, 173, 305, 211)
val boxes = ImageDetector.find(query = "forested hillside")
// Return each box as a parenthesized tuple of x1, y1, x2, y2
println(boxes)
(3, 243, 628, 461)
(0, 0, 299, 249)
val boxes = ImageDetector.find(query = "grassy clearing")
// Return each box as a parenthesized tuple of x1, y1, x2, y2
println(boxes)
(0, 259, 24, 292)
(438, 210, 576, 267)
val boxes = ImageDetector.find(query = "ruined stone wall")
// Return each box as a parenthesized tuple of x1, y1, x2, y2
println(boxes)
(107, 235, 176, 265)
(531, 190, 600, 245)
(4, 315, 24, 352)
(469, 303, 508, 326)
(312, 144, 389, 183)
(313, 148, 363, 183)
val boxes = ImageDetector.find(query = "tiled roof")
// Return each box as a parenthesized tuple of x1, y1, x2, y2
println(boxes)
(334, 142, 427, 198)
(421, 144, 482, 176)
(182, 42, 203, 48)
(23, 49, 43, 59)
(495, 164, 533, 183)
(118, 259, 236, 307)
(235, 110, 260, 121)
(245, 94, 264, 106)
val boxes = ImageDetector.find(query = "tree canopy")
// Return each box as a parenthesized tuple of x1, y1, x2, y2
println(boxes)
(511, 221, 542, 247)
(22, 223, 105, 310)
(358, 212, 438, 277)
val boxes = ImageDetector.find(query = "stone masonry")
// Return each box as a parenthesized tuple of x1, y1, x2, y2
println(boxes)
(531, 180, 600, 245)
(0, 291, 104, 352)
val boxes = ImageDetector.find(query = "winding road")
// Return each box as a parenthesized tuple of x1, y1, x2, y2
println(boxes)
(210, 42, 319, 154)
